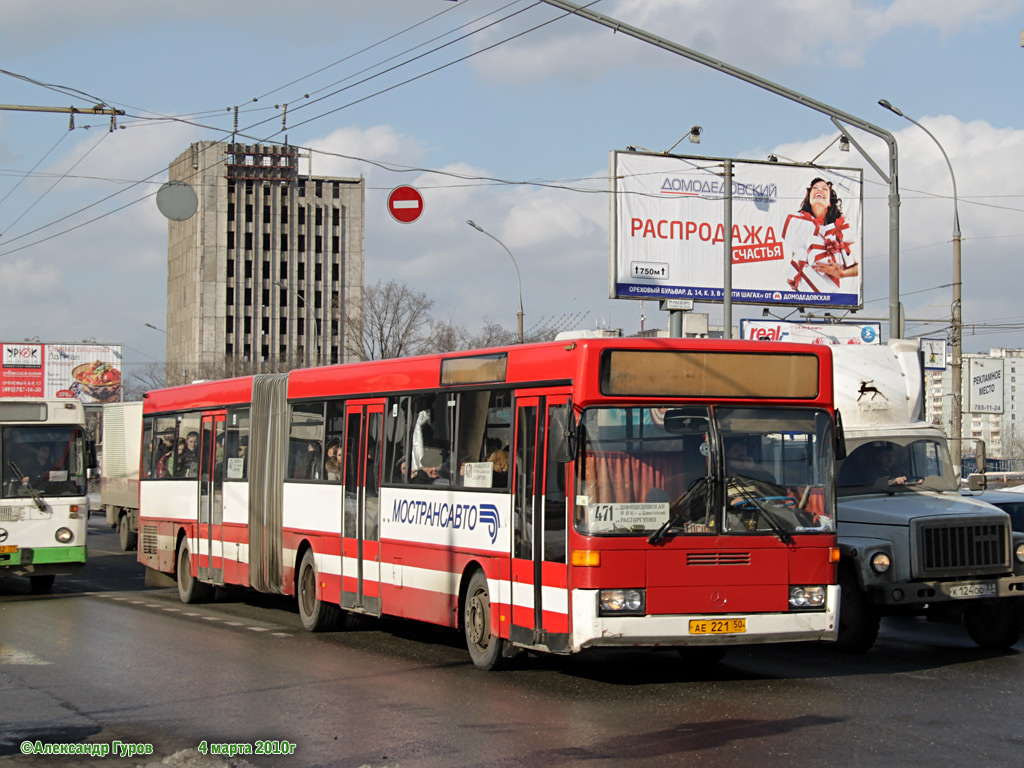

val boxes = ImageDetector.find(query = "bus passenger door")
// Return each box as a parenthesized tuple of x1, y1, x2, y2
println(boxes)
(511, 393, 571, 651)
(341, 402, 383, 616)
(197, 412, 226, 585)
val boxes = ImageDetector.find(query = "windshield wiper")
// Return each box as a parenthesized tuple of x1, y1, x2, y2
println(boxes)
(7, 461, 47, 512)
(648, 477, 708, 545)
(727, 476, 794, 545)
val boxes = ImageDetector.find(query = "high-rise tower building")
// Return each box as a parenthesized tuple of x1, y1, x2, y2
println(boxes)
(164, 141, 364, 383)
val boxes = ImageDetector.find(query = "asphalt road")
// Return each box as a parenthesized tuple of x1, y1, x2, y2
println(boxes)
(1, 516, 1022, 768)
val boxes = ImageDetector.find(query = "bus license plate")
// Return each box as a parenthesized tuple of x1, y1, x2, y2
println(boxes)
(949, 583, 997, 599)
(689, 618, 746, 635)
(0, 545, 17, 554)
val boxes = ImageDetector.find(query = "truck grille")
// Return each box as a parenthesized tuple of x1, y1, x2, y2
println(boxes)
(912, 516, 1010, 578)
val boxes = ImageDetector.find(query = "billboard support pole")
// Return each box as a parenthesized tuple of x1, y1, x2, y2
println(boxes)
(539, 0, 900, 338)
(722, 160, 733, 339)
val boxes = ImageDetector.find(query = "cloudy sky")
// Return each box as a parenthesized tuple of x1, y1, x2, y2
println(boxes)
(1, 0, 1022, 380)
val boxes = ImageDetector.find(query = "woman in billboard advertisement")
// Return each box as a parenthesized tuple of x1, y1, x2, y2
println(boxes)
(783, 177, 858, 293)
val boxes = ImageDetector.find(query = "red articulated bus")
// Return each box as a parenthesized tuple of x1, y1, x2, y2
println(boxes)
(138, 337, 840, 669)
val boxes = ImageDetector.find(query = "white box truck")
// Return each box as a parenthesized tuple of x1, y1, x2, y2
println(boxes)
(831, 339, 1024, 651)
(100, 401, 142, 551)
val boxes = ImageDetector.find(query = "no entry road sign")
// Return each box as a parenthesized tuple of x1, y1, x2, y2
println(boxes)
(387, 185, 423, 224)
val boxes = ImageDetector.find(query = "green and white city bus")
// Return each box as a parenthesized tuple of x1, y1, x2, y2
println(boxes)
(0, 398, 91, 593)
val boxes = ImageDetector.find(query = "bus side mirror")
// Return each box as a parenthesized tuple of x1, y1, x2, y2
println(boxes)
(834, 410, 847, 461)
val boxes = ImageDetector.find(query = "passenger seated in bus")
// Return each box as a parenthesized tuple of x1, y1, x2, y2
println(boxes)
(325, 438, 342, 482)
(156, 428, 176, 478)
(411, 447, 444, 484)
(486, 448, 509, 488)
(293, 441, 322, 480)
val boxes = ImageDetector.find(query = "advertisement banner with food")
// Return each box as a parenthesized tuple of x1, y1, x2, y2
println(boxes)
(1, 342, 122, 404)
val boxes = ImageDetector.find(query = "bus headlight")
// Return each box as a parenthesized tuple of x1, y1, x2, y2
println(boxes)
(1015, 543, 1024, 564)
(55, 527, 74, 544)
(789, 585, 826, 610)
(599, 588, 645, 615)
(870, 552, 892, 573)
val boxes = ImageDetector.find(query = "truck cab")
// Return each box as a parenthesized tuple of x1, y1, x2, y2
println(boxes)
(831, 340, 1024, 652)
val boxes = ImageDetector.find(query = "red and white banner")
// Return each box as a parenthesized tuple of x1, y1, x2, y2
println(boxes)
(611, 151, 863, 309)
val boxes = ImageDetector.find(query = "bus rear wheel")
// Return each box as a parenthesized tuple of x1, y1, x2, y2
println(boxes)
(463, 570, 508, 671)
(297, 548, 340, 632)
(177, 539, 212, 604)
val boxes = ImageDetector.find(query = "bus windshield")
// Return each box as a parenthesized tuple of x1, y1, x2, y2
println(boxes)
(575, 406, 835, 538)
(2, 426, 88, 498)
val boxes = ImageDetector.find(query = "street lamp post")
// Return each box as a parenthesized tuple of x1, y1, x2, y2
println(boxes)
(274, 280, 321, 367)
(466, 220, 524, 344)
(879, 99, 963, 474)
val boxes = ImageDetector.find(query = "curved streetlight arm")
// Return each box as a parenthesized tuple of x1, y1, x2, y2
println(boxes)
(466, 220, 524, 343)
(537, 0, 901, 338)
(878, 101, 960, 237)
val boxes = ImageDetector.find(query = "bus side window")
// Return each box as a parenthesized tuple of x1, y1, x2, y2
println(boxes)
(384, 396, 409, 483)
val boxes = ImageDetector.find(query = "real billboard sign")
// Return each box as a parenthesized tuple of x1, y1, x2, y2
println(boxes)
(610, 151, 864, 309)
(739, 319, 881, 345)
(1, 342, 123, 404)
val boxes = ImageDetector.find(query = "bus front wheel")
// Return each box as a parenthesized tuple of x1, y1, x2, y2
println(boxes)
(463, 570, 508, 671)
(177, 539, 211, 604)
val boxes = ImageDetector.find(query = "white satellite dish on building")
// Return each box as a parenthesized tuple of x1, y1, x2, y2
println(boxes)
(156, 180, 198, 221)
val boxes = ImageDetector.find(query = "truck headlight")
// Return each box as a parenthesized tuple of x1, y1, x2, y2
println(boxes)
(870, 552, 892, 573)
(55, 527, 74, 544)
(789, 585, 826, 610)
(1015, 543, 1024, 564)
(599, 589, 645, 615)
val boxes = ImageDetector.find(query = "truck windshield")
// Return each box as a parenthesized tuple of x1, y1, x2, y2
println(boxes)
(575, 405, 835, 537)
(2, 426, 88, 498)
(835, 436, 959, 495)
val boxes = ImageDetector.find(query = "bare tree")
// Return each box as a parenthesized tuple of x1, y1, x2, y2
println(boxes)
(123, 362, 167, 400)
(351, 279, 435, 360)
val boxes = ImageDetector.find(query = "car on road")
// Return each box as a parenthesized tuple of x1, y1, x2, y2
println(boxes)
(961, 488, 1024, 532)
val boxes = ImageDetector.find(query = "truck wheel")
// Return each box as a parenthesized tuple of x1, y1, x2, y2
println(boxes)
(297, 549, 340, 632)
(833, 570, 880, 653)
(463, 569, 508, 671)
(29, 575, 56, 594)
(964, 601, 1024, 650)
(177, 539, 212, 604)
(118, 514, 137, 551)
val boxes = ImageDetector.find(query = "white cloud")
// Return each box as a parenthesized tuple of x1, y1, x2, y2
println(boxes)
(761, 116, 1024, 351)
(469, 0, 1022, 82)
